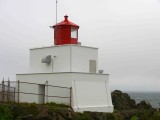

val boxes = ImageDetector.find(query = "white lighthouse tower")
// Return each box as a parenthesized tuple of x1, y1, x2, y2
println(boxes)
(16, 16, 113, 113)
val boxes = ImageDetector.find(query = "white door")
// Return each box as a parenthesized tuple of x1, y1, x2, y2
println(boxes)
(38, 84, 45, 104)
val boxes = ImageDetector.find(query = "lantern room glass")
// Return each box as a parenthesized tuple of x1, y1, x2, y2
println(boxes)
(71, 28, 77, 39)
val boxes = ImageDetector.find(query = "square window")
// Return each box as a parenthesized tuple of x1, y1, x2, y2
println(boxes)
(71, 28, 77, 38)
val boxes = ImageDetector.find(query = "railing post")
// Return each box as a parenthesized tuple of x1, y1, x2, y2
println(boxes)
(7, 79, 10, 102)
(0, 80, 2, 102)
(70, 87, 72, 107)
(0, 82, 1, 102)
(45, 81, 48, 103)
(2, 79, 5, 102)
(17, 80, 20, 103)
(14, 87, 15, 102)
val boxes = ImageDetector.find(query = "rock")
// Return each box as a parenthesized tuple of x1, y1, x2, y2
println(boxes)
(111, 90, 136, 110)
(136, 100, 152, 109)
(56, 108, 74, 120)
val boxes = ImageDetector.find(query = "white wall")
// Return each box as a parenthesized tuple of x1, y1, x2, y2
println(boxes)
(71, 46, 98, 73)
(72, 80, 113, 112)
(16, 73, 111, 105)
(29, 45, 98, 73)
(30, 46, 71, 73)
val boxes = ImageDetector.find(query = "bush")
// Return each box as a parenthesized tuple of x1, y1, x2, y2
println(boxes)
(45, 102, 69, 108)
(75, 113, 91, 120)
(131, 116, 138, 120)
(0, 104, 14, 120)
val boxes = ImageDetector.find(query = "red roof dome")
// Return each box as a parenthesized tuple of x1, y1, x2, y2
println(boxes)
(53, 15, 79, 28)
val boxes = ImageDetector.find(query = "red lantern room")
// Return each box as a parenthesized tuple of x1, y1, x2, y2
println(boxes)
(51, 15, 79, 45)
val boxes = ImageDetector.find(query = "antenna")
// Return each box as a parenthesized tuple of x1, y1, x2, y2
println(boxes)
(56, 0, 58, 23)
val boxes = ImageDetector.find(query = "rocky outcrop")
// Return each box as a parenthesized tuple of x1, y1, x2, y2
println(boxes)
(111, 90, 153, 110)
(111, 90, 136, 110)
(136, 100, 152, 109)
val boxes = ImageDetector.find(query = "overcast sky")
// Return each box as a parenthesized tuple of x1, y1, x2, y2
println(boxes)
(0, 0, 160, 92)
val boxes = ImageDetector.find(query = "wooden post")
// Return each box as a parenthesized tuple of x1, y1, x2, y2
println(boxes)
(70, 87, 72, 107)
(14, 87, 15, 102)
(1, 80, 2, 102)
(7, 79, 10, 102)
(17, 80, 20, 103)
(0, 79, 3, 102)
(2, 79, 5, 102)
(0, 82, 1, 102)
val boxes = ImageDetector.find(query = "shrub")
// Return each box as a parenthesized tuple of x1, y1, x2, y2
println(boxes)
(0, 104, 14, 120)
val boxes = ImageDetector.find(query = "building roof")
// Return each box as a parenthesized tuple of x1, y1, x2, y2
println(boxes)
(52, 15, 79, 28)
(30, 44, 98, 50)
(16, 72, 109, 76)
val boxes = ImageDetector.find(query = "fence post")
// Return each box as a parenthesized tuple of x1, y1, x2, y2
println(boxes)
(7, 79, 10, 102)
(2, 79, 5, 102)
(45, 81, 48, 103)
(17, 80, 20, 103)
(70, 87, 72, 107)
(14, 87, 16, 102)
(0, 82, 1, 102)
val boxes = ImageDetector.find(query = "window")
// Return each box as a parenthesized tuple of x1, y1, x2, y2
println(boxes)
(71, 28, 77, 38)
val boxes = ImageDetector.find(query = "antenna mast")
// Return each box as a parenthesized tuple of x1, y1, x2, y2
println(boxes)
(56, 0, 58, 24)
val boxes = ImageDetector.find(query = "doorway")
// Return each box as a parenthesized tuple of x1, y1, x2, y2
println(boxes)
(38, 84, 45, 104)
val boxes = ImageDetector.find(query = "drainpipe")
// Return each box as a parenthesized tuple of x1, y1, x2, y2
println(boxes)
(45, 81, 48, 103)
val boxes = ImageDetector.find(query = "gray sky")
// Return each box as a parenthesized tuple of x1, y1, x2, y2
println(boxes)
(0, 0, 160, 92)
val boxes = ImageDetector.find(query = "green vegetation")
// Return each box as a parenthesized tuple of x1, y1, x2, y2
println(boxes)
(0, 104, 13, 120)
(0, 90, 160, 120)
(45, 102, 69, 108)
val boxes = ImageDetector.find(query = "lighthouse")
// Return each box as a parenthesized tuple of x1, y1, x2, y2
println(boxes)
(16, 16, 113, 113)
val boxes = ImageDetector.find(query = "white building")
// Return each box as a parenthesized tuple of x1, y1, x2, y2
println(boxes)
(16, 16, 113, 113)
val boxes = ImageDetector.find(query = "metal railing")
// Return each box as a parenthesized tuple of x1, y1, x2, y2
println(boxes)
(0, 80, 72, 106)
(0, 80, 16, 102)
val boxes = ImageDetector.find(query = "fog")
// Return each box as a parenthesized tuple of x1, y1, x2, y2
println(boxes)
(0, 0, 160, 91)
